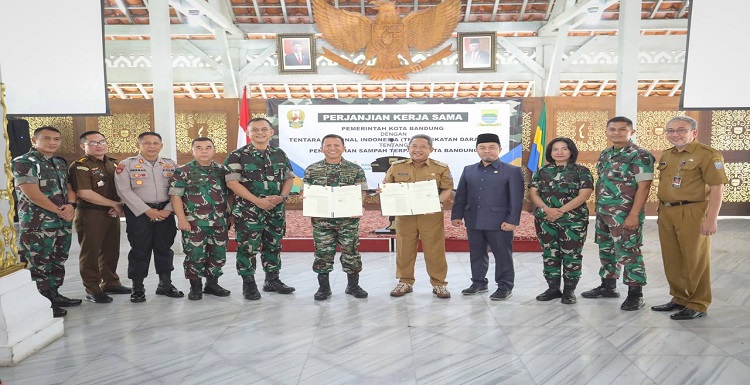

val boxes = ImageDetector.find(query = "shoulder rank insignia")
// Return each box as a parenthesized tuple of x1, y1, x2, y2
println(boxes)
(432, 159, 449, 167)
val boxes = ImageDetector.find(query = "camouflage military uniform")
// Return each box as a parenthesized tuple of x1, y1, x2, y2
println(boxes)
(169, 160, 230, 280)
(531, 163, 594, 281)
(12, 150, 72, 291)
(303, 158, 368, 274)
(225, 144, 295, 276)
(595, 143, 655, 285)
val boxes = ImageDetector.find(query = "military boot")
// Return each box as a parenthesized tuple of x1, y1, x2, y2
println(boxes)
(242, 275, 261, 300)
(345, 273, 368, 298)
(561, 278, 579, 305)
(620, 285, 645, 311)
(155, 272, 184, 298)
(188, 279, 203, 300)
(581, 278, 620, 298)
(535, 278, 563, 301)
(203, 276, 231, 297)
(130, 278, 146, 303)
(48, 288, 82, 307)
(263, 272, 296, 294)
(314, 274, 332, 301)
(52, 305, 67, 317)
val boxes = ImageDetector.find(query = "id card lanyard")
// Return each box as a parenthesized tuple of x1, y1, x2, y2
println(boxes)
(672, 160, 687, 188)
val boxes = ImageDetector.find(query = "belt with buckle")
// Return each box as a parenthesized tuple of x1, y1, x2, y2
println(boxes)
(660, 200, 699, 207)
(146, 201, 169, 210)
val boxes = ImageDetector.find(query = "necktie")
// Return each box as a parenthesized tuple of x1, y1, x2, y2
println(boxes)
(297, 54, 302, 64)
(472, 52, 478, 61)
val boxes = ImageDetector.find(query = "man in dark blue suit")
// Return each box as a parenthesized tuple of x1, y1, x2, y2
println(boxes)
(451, 133, 525, 300)
(284, 41, 310, 66)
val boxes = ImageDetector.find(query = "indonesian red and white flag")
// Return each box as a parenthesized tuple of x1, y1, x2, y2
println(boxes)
(236, 86, 250, 148)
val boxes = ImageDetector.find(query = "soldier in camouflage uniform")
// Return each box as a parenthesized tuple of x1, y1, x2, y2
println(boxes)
(529, 137, 594, 305)
(225, 118, 296, 300)
(581, 116, 655, 311)
(170, 137, 232, 300)
(303, 134, 369, 300)
(12, 126, 82, 318)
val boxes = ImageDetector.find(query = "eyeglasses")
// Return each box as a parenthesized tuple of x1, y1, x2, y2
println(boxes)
(665, 129, 691, 135)
(85, 140, 108, 146)
(250, 128, 271, 133)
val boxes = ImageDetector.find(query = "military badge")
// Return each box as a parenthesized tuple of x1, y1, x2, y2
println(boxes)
(287, 109, 306, 129)
(714, 161, 724, 170)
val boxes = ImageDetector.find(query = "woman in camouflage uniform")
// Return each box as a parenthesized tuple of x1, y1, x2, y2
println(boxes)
(529, 137, 594, 304)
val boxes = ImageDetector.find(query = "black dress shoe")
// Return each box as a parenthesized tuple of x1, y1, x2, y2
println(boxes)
(85, 292, 114, 303)
(490, 289, 512, 301)
(103, 285, 132, 295)
(651, 301, 685, 312)
(461, 284, 489, 295)
(50, 290, 83, 307)
(670, 307, 706, 320)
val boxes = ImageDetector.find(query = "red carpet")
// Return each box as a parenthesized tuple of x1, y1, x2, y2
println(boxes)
(228, 210, 540, 252)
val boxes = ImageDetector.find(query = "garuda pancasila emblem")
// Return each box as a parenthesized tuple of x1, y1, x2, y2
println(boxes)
(312, 0, 461, 80)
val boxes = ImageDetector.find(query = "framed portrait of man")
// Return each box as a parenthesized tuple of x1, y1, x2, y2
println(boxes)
(458, 32, 496, 72)
(278, 34, 317, 73)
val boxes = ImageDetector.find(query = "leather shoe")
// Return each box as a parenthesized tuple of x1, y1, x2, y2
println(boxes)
(102, 285, 132, 295)
(50, 290, 82, 307)
(85, 292, 113, 303)
(461, 284, 488, 295)
(52, 306, 67, 317)
(670, 307, 706, 320)
(490, 289, 512, 301)
(130, 291, 146, 303)
(651, 301, 685, 312)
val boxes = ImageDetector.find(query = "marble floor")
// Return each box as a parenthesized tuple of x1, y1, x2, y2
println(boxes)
(3, 218, 750, 385)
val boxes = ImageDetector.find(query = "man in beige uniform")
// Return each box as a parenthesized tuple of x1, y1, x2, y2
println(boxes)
(115, 132, 183, 303)
(652, 116, 727, 320)
(383, 134, 454, 298)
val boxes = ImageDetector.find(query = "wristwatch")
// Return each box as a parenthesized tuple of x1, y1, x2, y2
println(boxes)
(280, 194, 289, 202)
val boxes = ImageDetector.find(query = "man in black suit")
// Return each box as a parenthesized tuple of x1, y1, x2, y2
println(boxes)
(464, 38, 490, 67)
(451, 133, 524, 300)
(284, 41, 310, 66)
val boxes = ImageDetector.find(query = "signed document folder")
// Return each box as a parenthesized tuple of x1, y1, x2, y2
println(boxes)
(302, 184, 363, 218)
(379, 180, 441, 216)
